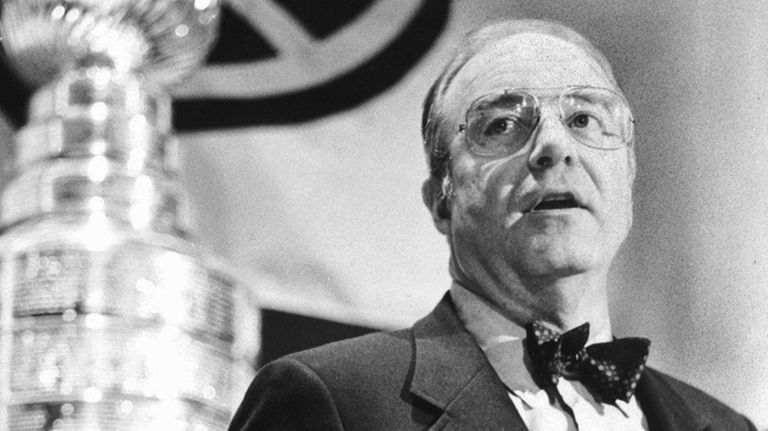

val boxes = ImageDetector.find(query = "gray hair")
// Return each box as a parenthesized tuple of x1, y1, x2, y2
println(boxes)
(421, 19, 621, 190)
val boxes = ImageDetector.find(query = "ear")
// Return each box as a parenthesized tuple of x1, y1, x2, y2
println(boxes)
(422, 177, 451, 235)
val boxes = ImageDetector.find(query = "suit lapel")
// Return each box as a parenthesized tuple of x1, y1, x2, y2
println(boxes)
(409, 294, 528, 431)
(636, 368, 710, 431)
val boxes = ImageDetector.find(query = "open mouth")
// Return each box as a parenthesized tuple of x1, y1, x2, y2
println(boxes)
(528, 192, 583, 212)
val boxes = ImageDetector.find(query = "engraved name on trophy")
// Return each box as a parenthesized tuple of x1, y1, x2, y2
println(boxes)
(0, 1, 259, 429)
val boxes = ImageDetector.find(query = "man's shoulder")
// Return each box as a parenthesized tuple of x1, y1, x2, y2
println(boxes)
(238, 328, 421, 429)
(643, 367, 756, 430)
(229, 325, 445, 430)
(283, 327, 414, 379)
(278, 293, 457, 376)
(645, 367, 739, 412)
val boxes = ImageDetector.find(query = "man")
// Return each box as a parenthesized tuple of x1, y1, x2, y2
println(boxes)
(229, 19, 756, 430)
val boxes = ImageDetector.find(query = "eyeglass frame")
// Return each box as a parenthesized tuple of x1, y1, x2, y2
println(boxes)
(456, 85, 635, 157)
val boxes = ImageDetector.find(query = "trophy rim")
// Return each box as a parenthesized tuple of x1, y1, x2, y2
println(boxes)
(0, 0, 221, 89)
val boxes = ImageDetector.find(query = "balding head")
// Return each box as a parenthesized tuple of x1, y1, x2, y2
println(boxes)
(421, 19, 624, 190)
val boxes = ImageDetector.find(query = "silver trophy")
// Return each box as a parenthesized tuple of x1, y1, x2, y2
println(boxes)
(0, 1, 259, 429)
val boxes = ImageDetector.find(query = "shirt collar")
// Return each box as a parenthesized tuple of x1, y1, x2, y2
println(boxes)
(450, 281, 540, 393)
(449, 282, 644, 418)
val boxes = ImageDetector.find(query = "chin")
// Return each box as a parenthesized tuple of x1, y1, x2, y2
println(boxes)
(510, 236, 606, 279)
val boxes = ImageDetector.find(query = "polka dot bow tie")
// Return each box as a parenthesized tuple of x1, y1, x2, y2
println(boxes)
(524, 321, 651, 403)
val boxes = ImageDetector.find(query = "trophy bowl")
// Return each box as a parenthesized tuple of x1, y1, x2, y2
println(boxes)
(0, 0, 220, 88)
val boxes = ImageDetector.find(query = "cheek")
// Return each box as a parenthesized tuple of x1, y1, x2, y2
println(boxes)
(576, 148, 633, 218)
(599, 159, 634, 226)
(450, 168, 490, 225)
(450, 162, 534, 248)
(450, 156, 525, 217)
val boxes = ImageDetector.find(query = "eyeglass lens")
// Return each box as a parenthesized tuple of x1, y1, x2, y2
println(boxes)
(465, 87, 631, 156)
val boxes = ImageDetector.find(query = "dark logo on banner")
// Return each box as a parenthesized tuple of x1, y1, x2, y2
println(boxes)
(173, 0, 450, 131)
(0, 0, 450, 131)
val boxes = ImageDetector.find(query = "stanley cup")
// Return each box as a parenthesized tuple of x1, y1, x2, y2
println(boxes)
(0, 1, 259, 429)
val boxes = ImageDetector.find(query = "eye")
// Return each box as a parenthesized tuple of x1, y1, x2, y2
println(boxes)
(484, 117, 520, 136)
(569, 113, 591, 128)
(465, 106, 535, 156)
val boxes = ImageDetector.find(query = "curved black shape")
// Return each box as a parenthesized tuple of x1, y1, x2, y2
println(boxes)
(173, 0, 451, 131)
(208, 4, 279, 65)
(275, 0, 376, 40)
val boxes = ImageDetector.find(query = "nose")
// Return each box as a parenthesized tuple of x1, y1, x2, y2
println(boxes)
(527, 114, 577, 172)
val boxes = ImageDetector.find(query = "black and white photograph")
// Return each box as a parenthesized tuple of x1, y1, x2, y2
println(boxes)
(0, 1, 765, 430)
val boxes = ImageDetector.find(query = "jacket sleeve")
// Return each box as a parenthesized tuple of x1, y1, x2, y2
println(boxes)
(228, 357, 346, 431)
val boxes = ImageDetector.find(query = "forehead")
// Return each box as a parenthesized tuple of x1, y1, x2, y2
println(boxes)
(443, 33, 615, 122)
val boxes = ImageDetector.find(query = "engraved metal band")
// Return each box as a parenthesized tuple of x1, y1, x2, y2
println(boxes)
(0, 158, 191, 233)
(9, 315, 233, 409)
(7, 243, 235, 343)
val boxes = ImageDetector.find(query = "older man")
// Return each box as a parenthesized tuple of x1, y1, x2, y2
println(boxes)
(229, 19, 755, 430)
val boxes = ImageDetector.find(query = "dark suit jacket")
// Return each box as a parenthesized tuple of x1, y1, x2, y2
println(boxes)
(229, 294, 756, 430)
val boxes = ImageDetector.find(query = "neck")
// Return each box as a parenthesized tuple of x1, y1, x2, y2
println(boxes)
(519, 271, 613, 343)
(451, 257, 613, 344)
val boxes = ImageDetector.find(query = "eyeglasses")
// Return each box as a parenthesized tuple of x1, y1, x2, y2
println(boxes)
(458, 86, 634, 157)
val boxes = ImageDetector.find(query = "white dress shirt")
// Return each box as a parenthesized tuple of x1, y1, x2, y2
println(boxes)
(450, 282, 648, 431)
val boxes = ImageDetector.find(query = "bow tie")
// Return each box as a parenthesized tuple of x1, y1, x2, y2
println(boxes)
(524, 321, 650, 403)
